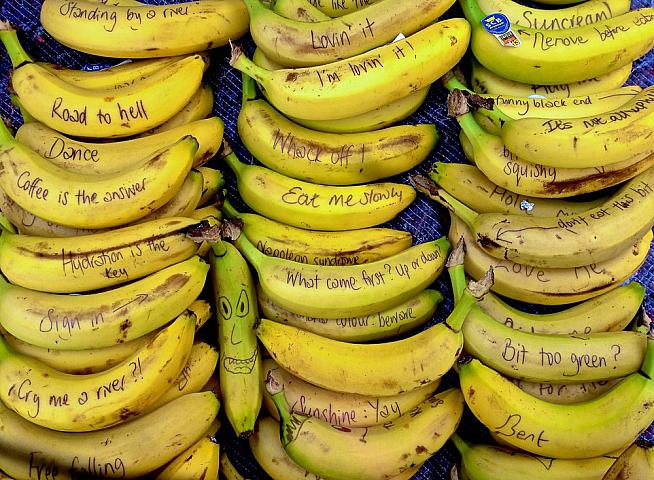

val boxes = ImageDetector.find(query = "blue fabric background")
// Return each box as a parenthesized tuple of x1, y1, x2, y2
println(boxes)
(0, 0, 653, 477)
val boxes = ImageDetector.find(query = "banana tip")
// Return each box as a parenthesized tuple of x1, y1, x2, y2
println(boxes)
(265, 369, 283, 396)
(229, 41, 243, 67)
(446, 236, 466, 268)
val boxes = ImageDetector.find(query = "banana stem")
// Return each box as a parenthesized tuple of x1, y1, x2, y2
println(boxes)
(230, 43, 270, 84)
(459, 0, 484, 25)
(233, 230, 265, 266)
(265, 369, 295, 447)
(0, 119, 16, 146)
(222, 152, 246, 178)
(450, 434, 471, 455)
(641, 338, 654, 380)
(409, 175, 479, 229)
(475, 103, 513, 130)
(447, 268, 493, 331)
(0, 212, 16, 234)
(0, 25, 33, 68)
(221, 199, 240, 218)
(10, 94, 36, 123)
(209, 240, 228, 258)
(241, 72, 258, 106)
(443, 74, 470, 94)
(446, 237, 467, 304)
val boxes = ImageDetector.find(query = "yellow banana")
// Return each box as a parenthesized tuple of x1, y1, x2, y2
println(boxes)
(429, 162, 606, 216)
(262, 357, 440, 427)
(155, 435, 219, 480)
(0, 216, 213, 293)
(192, 204, 222, 221)
(602, 442, 654, 479)
(477, 282, 645, 335)
(224, 149, 415, 230)
(471, 58, 633, 98)
(197, 166, 224, 206)
(272, 0, 330, 21)
(512, 378, 623, 404)
(236, 228, 449, 318)
(448, 213, 651, 305)
(304, 0, 381, 17)
(258, 285, 443, 342)
(256, 276, 487, 395)
(0, 311, 195, 432)
(245, 0, 456, 67)
(252, 48, 431, 133)
(144, 83, 213, 135)
(454, 103, 654, 198)
(415, 166, 654, 268)
(0, 391, 219, 479)
(230, 18, 470, 120)
(222, 199, 412, 265)
(209, 242, 262, 438)
(237, 76, 438, 185)
(477, 0, 630, 30)
(0, 255, 207, 350)
(459, 358, 654, 459)
(40, 0, 249, 58)
(452, 434, 616, 480)
(266, 374, 464, 479)
(15, 118, 224, 175)
(0, 27, 206, 137)
(0, 121, 195, 229)
(462, 0, 654, 85)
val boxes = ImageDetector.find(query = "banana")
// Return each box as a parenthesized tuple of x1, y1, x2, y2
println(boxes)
(307, 0, 381, 17)
(252, 48, 431, 133)
(155, 435, 219, 480)
(132, 169, 204, 224)
(258, 285, 443, 342)
(236, 227, 449, 318)
(272, 0, 330, 21)
(0, 311, 195, 432)
(0, 26, 206, 137)
(197, 166, 224, 206)
(500, 89, 654, 169)
(0, 216, 214, 293)
(192, 204, 222, 221)
(15, 118, 224, 175)
(256, 274, 487, 395)
(230, 18, 470, 120)
(459, 357, 654, 459)
(245, 0, 456, 67)
(452, 434, 616, 480)
(224, 148, 415, 230)
(237, 76, 438, 185)
(249, 416, 322, 480)
(416, 165, 654, 268)
(471, 58, 633, 98)
(40, 0, 249, 58)
(462, 0, 654, 85)
(265, 373, 464, 479)
(209, 242, 262, 438)
(477, 282, 645, 335)
(262, 357, 440, 427)
(144, 83, 213, 135)
(0, 391, 219, 479)
(222, 199, 412, 265)
(477, 0, 630, 30)
(429, 162, 606, 216)
(602, 442, 654, 479)
(512, 378, 623, 404)
(448, 213, 651, 305)
(0, 255, 207, 350)
(454, 97, 654, 199)
(0, 120, 196, 228)
(0, 298, 212, 374)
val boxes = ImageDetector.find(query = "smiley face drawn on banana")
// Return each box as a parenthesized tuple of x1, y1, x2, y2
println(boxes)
(218, 285, 259, 375)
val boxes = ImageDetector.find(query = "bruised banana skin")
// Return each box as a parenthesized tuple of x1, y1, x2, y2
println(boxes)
(429, 162, 606, 216)
(225, 151, 416, 231)
(15, 118, 224, 175)
(258, 285, 443, 342)
(236, 231, 449, 319)
(0, 255, 208, 350)
(459, 358, 654, 459)
(245, 0, 456, 67)
(449, 214, 652, 305)
(461, 0, 654, 85)
(0, 312, 195, 432)
(237, 97, 439, 185)
(0, 216, 208, 293)
(261, 357, 441, 428)
(456, 113, 654, 199)
(230, 18, 470, 120)
(470, 59, 633, 99)
(0, 392, 220, 479)
(222, 199, 413, 266)
(40, 0, 249, 58)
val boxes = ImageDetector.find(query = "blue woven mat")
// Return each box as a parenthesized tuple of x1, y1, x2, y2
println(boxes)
(1, 1, 653, 478)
